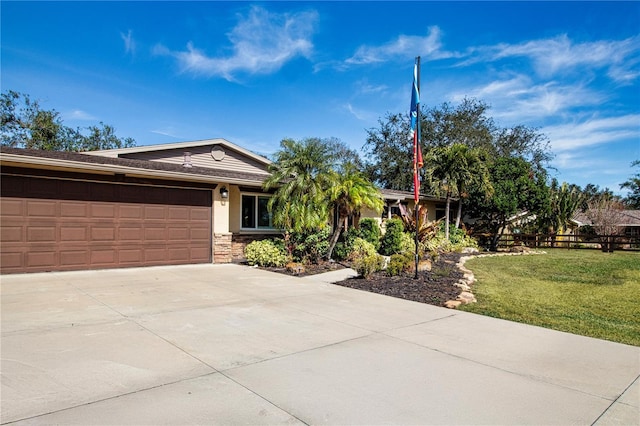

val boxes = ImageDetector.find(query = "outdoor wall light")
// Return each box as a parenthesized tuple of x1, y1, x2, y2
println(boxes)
(220, 186, 229, 199)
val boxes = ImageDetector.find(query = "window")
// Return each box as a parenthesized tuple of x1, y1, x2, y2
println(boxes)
(241, 194, 274, 230)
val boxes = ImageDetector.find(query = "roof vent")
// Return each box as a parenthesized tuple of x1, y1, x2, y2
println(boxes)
(182, 152, 193, 168)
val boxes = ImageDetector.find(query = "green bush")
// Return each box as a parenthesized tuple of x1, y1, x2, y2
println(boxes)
(290, 226, 331, 263)
(399, 232, 416, 254)
(359, 218, 382, 250)
(349, 237, 378, 259)
(424, 224, 479, 255)
(332, 227, 362, 261)
(381, 218, 404, 255)
(353, 253, 385, 279)
(386, 252, 414, 276)
(245, 239, 287, 267)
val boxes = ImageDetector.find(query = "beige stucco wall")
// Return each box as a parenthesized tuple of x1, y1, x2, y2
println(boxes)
(212, 185, 230, 234)
(228, 185, 242, 233)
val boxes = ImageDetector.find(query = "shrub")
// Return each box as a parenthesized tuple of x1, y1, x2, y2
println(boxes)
(290, 226, 331, 264)
(332, 227, 362, 261)
(424, 224, 479, 255)
(359, 218, 382, 250)
(386, 252, 414, 276)
(245, 239, 287, 267)
(399, 232, 416, 254)
(381, 218, 404, 255)
(349, 237, 378, 259)
(353, 253, 385, 279)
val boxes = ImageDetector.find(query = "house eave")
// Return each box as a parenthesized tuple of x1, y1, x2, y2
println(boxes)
(0, 152, 265, 187)
(84, 138, 272, 166)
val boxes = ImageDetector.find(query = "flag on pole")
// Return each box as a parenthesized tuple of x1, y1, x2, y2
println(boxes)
(410, 57, 423, 202)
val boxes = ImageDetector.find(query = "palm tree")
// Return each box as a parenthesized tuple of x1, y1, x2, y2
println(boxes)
(326, 163, 384, 259)
(427, 143, 492, 239)
(538, 179, 584, 246)
(263, 138, 335, 234)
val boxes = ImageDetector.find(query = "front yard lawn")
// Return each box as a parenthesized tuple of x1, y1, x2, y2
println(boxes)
(461, 249, 640, 346)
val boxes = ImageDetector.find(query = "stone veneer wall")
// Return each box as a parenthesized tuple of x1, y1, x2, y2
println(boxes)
(213, 233, 232, 263)
(231, 234, 277, 263)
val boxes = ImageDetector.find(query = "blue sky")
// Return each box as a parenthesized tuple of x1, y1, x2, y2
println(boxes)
(2, 1, 639, 195)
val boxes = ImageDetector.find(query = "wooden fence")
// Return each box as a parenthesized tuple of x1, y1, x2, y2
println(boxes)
(496, 233, 640, 252)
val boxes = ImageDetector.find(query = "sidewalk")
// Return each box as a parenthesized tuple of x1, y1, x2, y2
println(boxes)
(1, 263, 638, 425)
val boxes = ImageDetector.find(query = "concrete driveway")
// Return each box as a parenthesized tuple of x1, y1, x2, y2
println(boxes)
(1, 264, 638, 425)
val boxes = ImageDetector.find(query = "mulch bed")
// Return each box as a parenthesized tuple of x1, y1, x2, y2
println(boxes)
(264, 252, 467, 307)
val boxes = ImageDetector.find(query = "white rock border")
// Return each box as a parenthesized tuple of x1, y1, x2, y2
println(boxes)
(444, 249, 547, 309)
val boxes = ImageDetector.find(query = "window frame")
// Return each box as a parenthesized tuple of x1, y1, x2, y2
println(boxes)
(240, 192, 276, 231)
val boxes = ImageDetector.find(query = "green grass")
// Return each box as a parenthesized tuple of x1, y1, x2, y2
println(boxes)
(460, 249, 640, 346)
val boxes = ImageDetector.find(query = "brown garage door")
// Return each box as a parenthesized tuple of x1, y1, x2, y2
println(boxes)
(1, 174, 212, 273)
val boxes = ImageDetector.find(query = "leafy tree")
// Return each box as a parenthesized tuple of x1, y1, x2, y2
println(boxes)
(536, 179, 584, 246)
(1, 90, 135, 151)
(493, 125, 552, 174)
(264, 137, 381, 261)
(583, 194, 627, 252)
(263, 137, 335, 234)
(326, 162, 384, 259)
(363, 112, 414, 191)
(421, 98, 495, 150)
(621, 160, 640, 209)
(466, 156, 549, 251)
(425, 143, 492, 238)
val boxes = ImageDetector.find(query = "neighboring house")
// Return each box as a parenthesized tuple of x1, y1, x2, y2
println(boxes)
(0, 139, 451, 274)
(571, 210, 640, 237)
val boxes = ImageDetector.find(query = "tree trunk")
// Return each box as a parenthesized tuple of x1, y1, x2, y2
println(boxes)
(455, 198, 463, 228)
(445, 193, 451, 241)
(326, 218, 344, 260)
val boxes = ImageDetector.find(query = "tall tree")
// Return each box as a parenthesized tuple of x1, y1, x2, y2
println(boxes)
(536, 179, 584, 246)
(326, 162, 384, 259)
(465, 156, 549, 251)
(1, 90, 135, 151)
(363, 112, 414, 191)
(583, 194, 627, 252)
(621, 160, 640, 209)
(263, 138, 336, 234)
(426, 143, 492, 238)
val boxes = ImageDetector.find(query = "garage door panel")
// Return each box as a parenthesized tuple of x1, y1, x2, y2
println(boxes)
(1, 251, 23, 268)
(190, 207, 211, 220)
(27, 201, 57, 217)
(1, 225, 23, 242)
(26, 250, 57, 268)
(60, 202, 88, 217)
(60, 226, 88, 242)
(60, 250, 89, 267)
(27, 226, 56, 242)
(1, 175, 212, 273)
(91, 204, 116, 218)
(144, 206, 166, 220)
(119, 205, 143, 219)
(1, 199, 24, 216)
(119, 249, 143, 263)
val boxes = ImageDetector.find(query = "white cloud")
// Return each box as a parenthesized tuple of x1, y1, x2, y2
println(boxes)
(543, 114, 640, 152)
(156, 6, 317, 80)
(465, 34, 640, 83)
(64, 109, 96, 121)
(151, 127, 180, 138)
(121, 30, 136, 55)
(345, 26, 457, 66)
(450, 74, 605, 124)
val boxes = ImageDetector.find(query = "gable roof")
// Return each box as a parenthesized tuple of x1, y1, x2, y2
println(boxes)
(572, 210, 640, 227)
(84, 138, 272, 166)
(0, 146, 267, 186)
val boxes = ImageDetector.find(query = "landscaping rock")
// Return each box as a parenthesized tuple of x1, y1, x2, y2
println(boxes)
(417, 259, 432, 272)
(457, 291, 476, 304)
(444, 300, 462, 309)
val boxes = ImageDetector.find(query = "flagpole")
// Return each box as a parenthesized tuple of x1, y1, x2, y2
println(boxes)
(414, 56, 421, 279)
